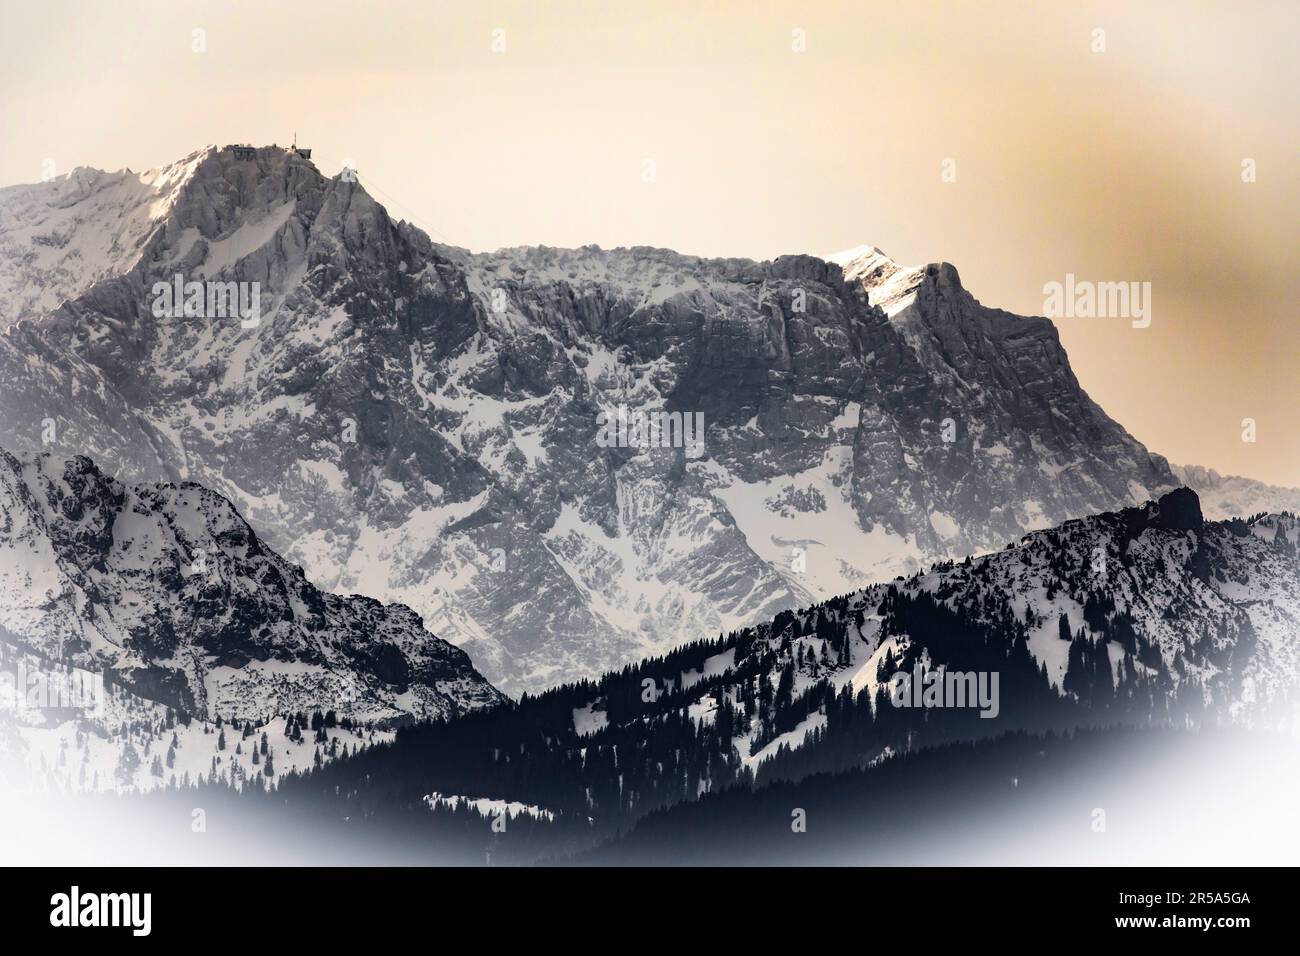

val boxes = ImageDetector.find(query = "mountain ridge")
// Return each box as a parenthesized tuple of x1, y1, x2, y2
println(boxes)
(0, 446, 504, 722)
(0, 144, 1225, 694)
(221, 485, 1300, 865)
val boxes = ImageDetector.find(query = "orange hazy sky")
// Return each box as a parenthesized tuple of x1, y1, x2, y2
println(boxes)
(1, 0, 1295, 485)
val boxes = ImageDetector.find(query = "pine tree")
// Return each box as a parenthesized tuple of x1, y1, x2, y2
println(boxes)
(115, 741, 141, 786)
(1063, 636, 1088, 700)
(1093, 639, 1115, 705)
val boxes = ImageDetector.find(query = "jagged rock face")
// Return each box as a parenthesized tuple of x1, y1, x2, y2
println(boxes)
(0, 147, 1180, 693)
(0, 323, 177, 480)
(0, 449, 504, 721)
(834, 247, 1177, 546)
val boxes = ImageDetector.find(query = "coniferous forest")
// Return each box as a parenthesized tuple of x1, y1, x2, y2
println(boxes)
(87, 503, 1298, 865)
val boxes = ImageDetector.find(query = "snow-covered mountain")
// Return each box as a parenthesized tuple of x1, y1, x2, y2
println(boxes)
(0, 640, 389, 794)
(262, 488, 1300, 865)
(0, 448, 503, 722)
(1171, 463, 1300, 521)
(0, 145, 1180, 693)
(554, 487, 1300, 770)
(0, 161, 202, 327)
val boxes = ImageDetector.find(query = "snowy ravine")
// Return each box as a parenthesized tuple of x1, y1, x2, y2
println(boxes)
(0, 448, 504, 723)
(1, 145, 1290, 694)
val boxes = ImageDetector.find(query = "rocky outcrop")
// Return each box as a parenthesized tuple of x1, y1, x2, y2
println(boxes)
(1150, 487, 1204, 532)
